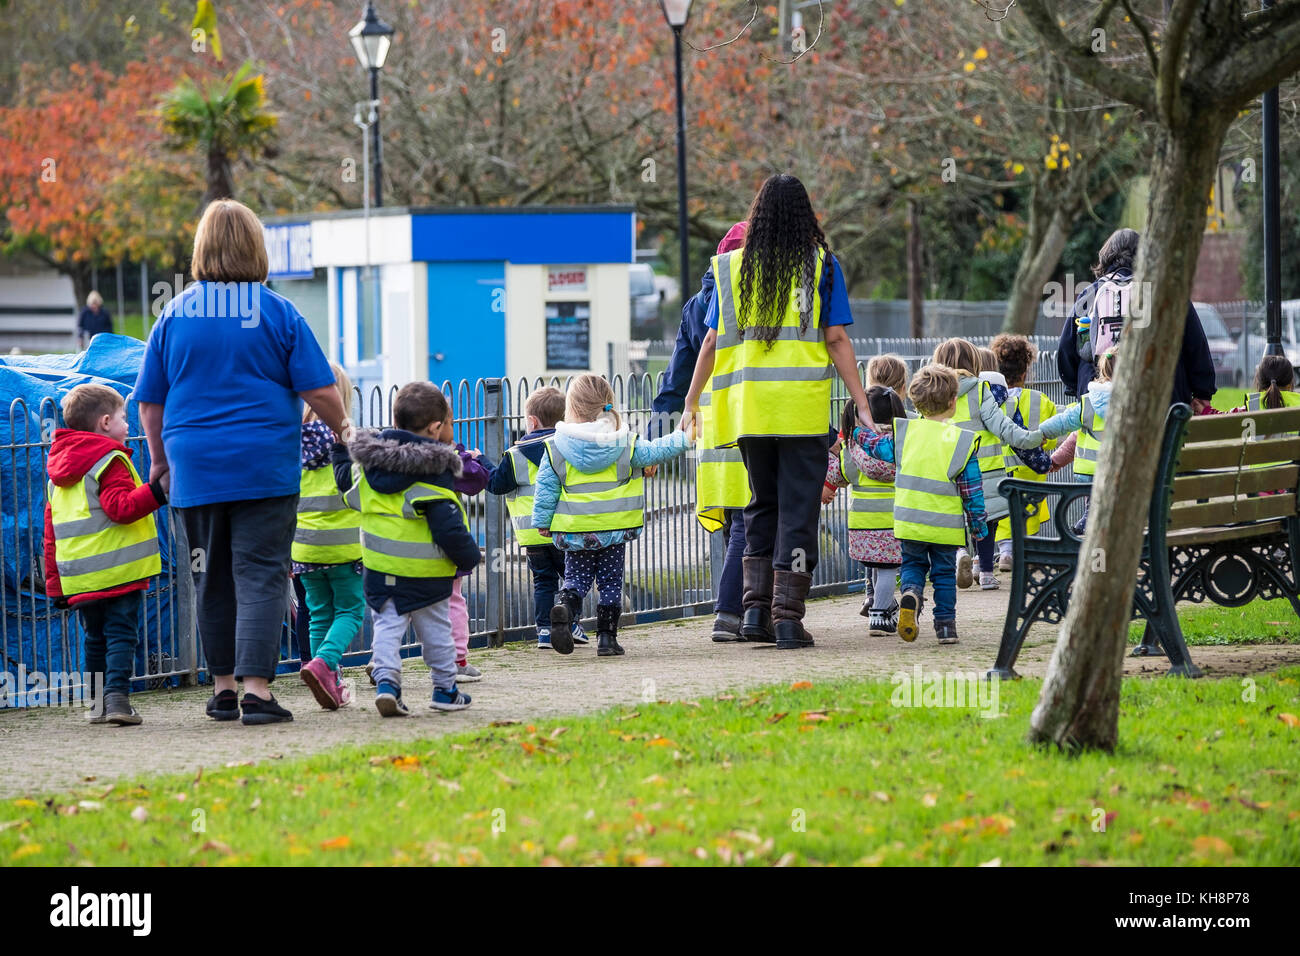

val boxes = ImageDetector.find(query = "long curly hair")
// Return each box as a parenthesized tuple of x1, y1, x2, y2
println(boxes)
(736, 174, 831, 345)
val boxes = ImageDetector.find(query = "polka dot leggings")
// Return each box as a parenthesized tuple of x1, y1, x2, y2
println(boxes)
(564, 544, 626, 608)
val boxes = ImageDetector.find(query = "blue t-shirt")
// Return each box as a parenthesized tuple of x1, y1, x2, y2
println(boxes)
(705, 253, 853, 330)
(132, 281, 335, 507)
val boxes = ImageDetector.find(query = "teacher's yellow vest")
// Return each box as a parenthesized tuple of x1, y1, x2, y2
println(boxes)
(48, 450, 161, 596)
(709, 247, 832, 446)
(694, 388, 750, 532)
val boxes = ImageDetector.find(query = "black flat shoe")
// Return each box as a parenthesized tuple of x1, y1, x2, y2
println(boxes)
(240, 693, 293, 725)
(205, 688, 240, 722)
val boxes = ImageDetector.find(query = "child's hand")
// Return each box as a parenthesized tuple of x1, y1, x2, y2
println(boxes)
(538, 528, 551, 538)
(821, 484, 837, 505)
(468, 448, 482, 459)
(679, 410, 697, 442)
(643, 465, 658, 478)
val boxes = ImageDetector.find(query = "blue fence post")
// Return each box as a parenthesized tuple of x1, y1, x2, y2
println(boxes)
(483, 379, 506, 648)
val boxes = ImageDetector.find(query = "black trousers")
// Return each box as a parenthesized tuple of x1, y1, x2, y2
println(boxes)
(738, 435, 829, 573)
(178, 494, 297, 681)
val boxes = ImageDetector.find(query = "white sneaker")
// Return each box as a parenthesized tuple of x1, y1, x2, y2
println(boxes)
(572, 623, 590, 646)
(979, 572, 1000, 590)
(456, 662, 483, 683)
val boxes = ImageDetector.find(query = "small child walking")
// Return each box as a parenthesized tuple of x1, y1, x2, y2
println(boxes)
(825, 386, 907, 636)
(532, 374, 691, 656)
(442, 397, 491, 683)
(1037, 348, 1119, 535)
(294, 361, 364, 710)
(990, 334, 1057, 569)
(856, 354, 909, 613)
(851, 365, 997, 644)
(338, 382, 481, 715)
(486, 386, 586, 650)
(43, 384, 166, 725)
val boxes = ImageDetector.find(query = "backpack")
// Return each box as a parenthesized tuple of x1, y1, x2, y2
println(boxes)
(1076, 273, 1132, 363)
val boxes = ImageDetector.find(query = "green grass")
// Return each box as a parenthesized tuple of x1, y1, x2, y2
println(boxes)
(1131, 598, 1300, 646)
(115, 314, 152, 341)
(4, 669, 1299, 866)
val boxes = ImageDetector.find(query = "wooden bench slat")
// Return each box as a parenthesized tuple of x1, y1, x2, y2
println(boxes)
(1171, 465, 1300, 501)
(1186, 407, 1300, 442)
(1164, 519, 1287, 547)
(1167, 493, 1296, 530)
(1176, 436, 1300, 471)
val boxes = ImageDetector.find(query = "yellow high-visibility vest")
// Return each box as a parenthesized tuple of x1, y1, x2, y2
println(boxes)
(695, 387, 750, 532)
(892, 417, 978, 547)
(839, 443, 893, 531)
(1244, 390, 1300, 469)
(293, 464, 361, 563)
(950, 378, 1007, 475)
(1074, 395, 1106, 478)
(343, 472, 465, 578)
(710, 247, 832, 446)
(504, 444, 549, 547)
(49, 450, 161, 596)
(998, 388, 1056, 540)
(545, 439, 645, 533)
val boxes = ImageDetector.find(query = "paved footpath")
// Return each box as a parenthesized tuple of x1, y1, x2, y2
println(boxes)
(3, 588, 1297, 798)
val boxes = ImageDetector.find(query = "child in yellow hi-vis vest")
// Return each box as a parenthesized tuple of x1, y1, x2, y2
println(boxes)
(850, 365, 1018, 644)
(485, 386, 582, 650)
(532, 374, 691, 657)
(43, 384, 166, 726)
(337, 382, 481, 716)
(294, 361, 363, 712)
(825, 386, 907, 637)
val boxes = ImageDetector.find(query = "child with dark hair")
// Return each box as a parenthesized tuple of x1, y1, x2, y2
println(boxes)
(825, 386, 907, 635)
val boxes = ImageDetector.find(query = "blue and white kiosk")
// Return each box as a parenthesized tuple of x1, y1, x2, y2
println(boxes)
(263, 204, 636, 396)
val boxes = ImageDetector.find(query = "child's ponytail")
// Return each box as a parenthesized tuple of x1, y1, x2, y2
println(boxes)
(1255, 354, 1294, 410)
(566, 372, 622, 429)
(1095, 347, 1120, 384)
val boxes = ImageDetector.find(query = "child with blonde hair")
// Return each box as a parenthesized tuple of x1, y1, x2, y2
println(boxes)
(295, 361, 364, 710)
(931, 338, 1046, 591)
(855, 354, 909, 614)
(532, 374, 691, 656)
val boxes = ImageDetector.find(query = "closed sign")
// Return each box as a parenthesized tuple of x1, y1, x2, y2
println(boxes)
(547, 266, 587, 293)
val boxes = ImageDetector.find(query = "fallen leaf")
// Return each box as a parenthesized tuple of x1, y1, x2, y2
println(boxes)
(921, 793, 938, 807)
(1191, 835, 1233, 859)
(774, 852, 796, 867)
(801, 711, 831, 722)
(436, 777, 461, 792)
(392, 755, 421, 769)
(320, 835, 352, 851)
(979, 857, 1002, 867)
(557, 834, 579, 852)
(249, 798, 262, 811)
(11, 800, 37, 809)
(1277, 713, 1299, 728)
(489, 719, 521, 727)
(872, 791, 892, 803)
(645, 737, 676, 748)
(550, 726, 568, 739)
(494, 771, 520, 787)
(77, 801, 102, 812)
(790, 681, 814, 690)
(225, 760, 255, 768)
(194, 840, 233, 856)
(617, 712, 640, 722)
(10, 844, 42, 860)
(767, 712, 789, 724)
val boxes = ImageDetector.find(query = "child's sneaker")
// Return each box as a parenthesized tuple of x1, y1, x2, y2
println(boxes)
(867, 602, 899, 636)
(334, 670, 354, 707)
(456, 662, 483, 683)
(86, 694, 107, 724)
(364, 661, 376, 685)
(934, 620, 960, 645)
(710, 611, 743, 642)
(572, 623, 590, 646)
(897, 590, 924, 643)
(104, 691, 142, 726)
(536, 628, 553, 650)
(997, 552, 1014, 572)
(301, 656, 345, 710)
(979, 572, 1000, 590)
(859, 577, 875, 618)
(374, 681, 410, 718)
(956, 550, 974, 589)
(431, 684, 472, 712)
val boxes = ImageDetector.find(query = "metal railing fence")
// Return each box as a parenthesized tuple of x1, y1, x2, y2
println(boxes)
(2, 343, 1072, 705)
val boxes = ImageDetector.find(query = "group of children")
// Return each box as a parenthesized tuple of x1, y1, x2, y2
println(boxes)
(46, 329, 1298, 724)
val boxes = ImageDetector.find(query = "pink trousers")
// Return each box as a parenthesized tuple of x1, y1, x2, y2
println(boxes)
(450, 576, 469, 664)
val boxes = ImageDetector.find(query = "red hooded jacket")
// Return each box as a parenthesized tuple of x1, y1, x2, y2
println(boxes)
(43, 429, 166, 607)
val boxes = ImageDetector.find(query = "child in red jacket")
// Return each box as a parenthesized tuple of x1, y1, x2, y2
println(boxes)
(44, 384, 167, 726)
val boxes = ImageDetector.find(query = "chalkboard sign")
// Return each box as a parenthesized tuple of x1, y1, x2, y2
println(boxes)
(546, 301, 591, 370)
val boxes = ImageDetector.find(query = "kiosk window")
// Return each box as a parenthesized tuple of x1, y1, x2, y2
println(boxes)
(546, 301, 590, 370)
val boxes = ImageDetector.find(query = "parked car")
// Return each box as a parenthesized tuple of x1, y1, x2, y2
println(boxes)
(1193, 301, 1242, 387)
(629, 263, 665, 338)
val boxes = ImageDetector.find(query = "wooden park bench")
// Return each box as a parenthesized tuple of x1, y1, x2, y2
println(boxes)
(991, 402, 1300, 679)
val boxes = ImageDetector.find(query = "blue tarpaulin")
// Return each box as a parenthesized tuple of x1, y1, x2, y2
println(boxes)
(1, 335, 182, 704)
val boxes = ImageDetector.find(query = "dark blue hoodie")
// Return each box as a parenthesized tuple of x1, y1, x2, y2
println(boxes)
(485, 427, 556, 495)
(332, 428, 481, 613)
(646, 267, 715, 438)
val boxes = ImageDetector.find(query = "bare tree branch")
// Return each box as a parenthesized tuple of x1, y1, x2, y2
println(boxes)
(1204, 5, 1300, 107)
(1118, 0, 1160, 80)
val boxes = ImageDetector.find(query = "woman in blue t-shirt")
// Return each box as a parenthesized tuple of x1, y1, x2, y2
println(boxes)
(133, 199, 348, 726)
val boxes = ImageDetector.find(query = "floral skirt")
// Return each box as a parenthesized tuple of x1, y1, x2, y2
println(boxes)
(849, 528, 901, 568)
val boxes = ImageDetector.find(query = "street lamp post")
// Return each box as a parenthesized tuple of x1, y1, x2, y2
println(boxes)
(660, 0, 693, 300)
(350, 2, 394, 208)
(1261, 0, 1282, 356)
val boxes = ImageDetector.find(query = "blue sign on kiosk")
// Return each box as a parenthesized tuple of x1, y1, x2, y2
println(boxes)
(265, 222, 314, 280)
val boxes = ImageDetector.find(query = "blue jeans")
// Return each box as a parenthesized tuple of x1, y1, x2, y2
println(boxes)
(78, 591, 141, 696)
(526, 545, 566, 630)
(900, 540, 958, 623)
(715, 509, 746, 616)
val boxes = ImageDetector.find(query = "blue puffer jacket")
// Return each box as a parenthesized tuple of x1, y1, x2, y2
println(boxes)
(532, 419, 690, 550)
(1038, 381, 1112, 483)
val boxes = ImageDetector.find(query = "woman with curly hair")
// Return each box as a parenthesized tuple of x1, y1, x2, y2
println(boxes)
(682, 174, 871, 650)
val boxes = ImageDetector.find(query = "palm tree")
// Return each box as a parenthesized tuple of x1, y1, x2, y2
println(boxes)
(160, 61, 277, 209)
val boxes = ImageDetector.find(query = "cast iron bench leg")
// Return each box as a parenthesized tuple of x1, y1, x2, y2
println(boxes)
(1130, 620, 1165, 658)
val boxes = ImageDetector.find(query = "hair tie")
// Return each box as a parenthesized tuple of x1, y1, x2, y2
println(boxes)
(604, 403, 613, 412)
(1270, 379, 1278, 388)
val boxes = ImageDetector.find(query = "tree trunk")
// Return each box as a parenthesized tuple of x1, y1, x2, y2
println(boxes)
(1003, 196, 1071, 334)
(1028, 118, 1228, 751)
(907, 199, 924, 337)
(204, 147, 234, 209)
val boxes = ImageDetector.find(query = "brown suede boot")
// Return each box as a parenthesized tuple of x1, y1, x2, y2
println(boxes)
(740, 556, 775, 642)
(773, 569, 815, 649)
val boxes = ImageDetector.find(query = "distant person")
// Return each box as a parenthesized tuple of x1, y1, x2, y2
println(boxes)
(77, 292, 113, 348)
(1056, 227, 1215, 410)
